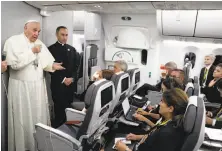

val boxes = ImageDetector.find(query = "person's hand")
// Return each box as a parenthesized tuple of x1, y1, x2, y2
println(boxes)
(133, 113, 147, 122)
(208, 79, 217, 87)
(1, 61, 7, 73)
(137, 109, 148, 116)
(52, 62, 65, 71)
(206, 116, 213, 125)
(115, 141, 128, 151)
(32, 45, 41, 53)
(147, 105, 155, 111)
(64, 78, 73, 86)
(206, 111, 213, 117)
(126, 133, 138, 141)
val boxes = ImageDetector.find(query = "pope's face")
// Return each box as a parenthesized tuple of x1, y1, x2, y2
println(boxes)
(24, 22, 41, 42)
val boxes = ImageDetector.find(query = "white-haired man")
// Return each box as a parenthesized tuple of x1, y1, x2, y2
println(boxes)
(199, 54, 215, 94)
(113, 60, 128, 73)
(3, 20, 65, 151)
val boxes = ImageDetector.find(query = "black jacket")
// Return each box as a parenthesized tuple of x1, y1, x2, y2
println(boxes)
(48, 42, 79, 86)
(199, 65, 215, 87)
(204, 79, 222, 103)
(138, 120, 185, 151)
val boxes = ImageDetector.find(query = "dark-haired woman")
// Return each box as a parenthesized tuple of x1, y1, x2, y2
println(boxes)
(115, 88, 188, 151)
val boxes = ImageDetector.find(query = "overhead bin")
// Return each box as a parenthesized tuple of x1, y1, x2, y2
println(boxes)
(157, 10, 222, 39)
(157, 10, 197, 36)
(194, 10, 222, 38)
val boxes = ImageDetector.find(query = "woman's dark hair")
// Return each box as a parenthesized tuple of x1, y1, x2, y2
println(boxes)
(162, 77, 184, 90)
(162, 88, 188, 127)
(162, 88, 188, 116)
(217, 63, 222, 68)
(101, 69, 114, 80)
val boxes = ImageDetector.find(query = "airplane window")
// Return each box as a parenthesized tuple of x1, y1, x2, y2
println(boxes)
(184, 52, 196, 68)
(121, 77, 129, 92)
(213, 55, 222, 66)
(141, 49, 148, 65)
(101, 86, 113, 108)
(135, 72, 140, 83)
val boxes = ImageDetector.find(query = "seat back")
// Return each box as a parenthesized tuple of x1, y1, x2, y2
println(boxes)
(126, 68, 140, 96)
(34, 123, 82, 151)
(193, 76, 199, 96)
(185, 79, 194, 97)
(109, 72, 130, 118)
(183, 61, 193, 85)
(77, 79, 115, 140)
(34, 80, 115, 151)
(80, 44, 99, 93)
(181, 96, 205, 151)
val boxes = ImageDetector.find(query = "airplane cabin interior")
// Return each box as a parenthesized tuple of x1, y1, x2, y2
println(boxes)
(1, 1, 222, 151)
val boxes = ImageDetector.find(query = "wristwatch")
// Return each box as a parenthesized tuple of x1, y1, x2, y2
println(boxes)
(125, 147, 130, 151)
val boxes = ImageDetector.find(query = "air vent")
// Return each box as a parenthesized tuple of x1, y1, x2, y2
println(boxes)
(121, 16, 131, 21)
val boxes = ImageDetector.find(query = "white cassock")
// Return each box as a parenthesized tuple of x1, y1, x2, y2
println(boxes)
(4, 33, 55, 151)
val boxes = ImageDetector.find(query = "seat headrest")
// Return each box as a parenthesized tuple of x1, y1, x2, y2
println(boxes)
(77, 79, 115, 139)
(35, 123, 81, 150)
(126, 68, 140, 82)
(183, 96, 197, 133)
(111, 72, 130, 93)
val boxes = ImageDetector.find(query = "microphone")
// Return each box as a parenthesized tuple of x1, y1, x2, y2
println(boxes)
(2, 51, 6, 61)
(33, 44, 42, 69)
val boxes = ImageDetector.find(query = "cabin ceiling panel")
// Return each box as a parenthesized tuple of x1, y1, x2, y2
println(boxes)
(152, 1, 222, 10)
(26, 1, 222, 13)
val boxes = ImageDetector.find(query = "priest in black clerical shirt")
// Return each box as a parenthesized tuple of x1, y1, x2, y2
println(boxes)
(48, 26, 79, 128)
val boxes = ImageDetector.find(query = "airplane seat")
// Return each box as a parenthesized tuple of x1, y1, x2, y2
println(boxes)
(76, 44, 100, 95)
(34, 79, 115, 151)
(181, 96, 205, 151)
(185, 78, 194, 97)
(126, 68, 140, 96)
(194, 76, 198, 84)
(109, 72, 130, 120)
(183, 61, 192, 85)
(183, 66, 188, 85)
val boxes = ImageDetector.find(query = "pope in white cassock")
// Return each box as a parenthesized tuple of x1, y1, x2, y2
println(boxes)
(3, 20, 65, 151)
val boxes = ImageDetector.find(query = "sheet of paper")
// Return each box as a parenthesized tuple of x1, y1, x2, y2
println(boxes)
(205, 127, 222, 141)
(115, 137, 131, 144)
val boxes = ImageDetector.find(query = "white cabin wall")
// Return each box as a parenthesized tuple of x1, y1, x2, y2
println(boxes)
(101, 13, 222, 86)
(1, 2, 43, 151)
(101, 13, 162, 85)
(158, 38, 222, 78)
(42, 11, 73, 47)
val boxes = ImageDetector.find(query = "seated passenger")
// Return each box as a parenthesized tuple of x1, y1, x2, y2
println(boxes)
(169, 69, 186, 90)
(114, 88, 188, 151)
(206, 79, 222, 129)
(113, 60, 128, 73)
(79, 69, 114, 112)
(204, 63, 222, 103)
(135, 77, 184, 127)
(135, 61, 177, 96)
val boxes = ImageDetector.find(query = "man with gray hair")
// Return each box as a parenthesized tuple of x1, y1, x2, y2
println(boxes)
(113, 60, 128, 73)
(199, 54, 215, 93)
(135, 61, 177, 96)
(4, 20, 65, 151)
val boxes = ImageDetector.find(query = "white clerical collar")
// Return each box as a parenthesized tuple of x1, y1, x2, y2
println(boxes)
(57, 41, 65, 46)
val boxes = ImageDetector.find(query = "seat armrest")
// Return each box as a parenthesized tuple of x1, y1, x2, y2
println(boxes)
(205, 103, 221, 109)
(65, 108, 86, 122)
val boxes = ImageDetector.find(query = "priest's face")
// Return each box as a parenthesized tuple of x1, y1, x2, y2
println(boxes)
(24, 22, 41, 42)
(57, 28, 68, 44)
